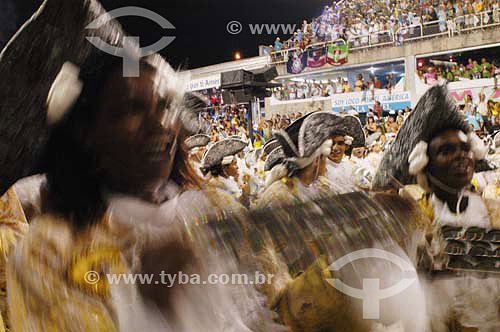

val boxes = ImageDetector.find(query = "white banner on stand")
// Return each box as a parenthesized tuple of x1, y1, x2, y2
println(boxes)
(188, 74, 221, 92)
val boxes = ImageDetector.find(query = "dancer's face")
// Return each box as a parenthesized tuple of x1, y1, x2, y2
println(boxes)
(329, 135, 348, 163)
(427, 130, 475, 190)
(87, 64, 178, 200)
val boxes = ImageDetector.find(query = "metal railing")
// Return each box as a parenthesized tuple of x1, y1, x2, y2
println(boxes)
(348, 30, 395, 51)
(269, 10, 500, 65)
(451, 10, 500, 35)
(369, 30, 395, 48)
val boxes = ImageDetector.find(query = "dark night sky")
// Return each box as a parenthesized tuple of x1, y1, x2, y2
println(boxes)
(8, 0, 333, 69)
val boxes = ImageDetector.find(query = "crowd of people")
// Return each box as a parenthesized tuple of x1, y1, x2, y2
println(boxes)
(270, 0, 500, 53)
(204, 88, 500, 175)
(420, 57, 500, 85)
(203, 82, 500, 150)
(271, 74, 399, 101)
(2, 1, 500, 332)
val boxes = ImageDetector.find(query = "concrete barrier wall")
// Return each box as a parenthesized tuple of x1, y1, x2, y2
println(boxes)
(264, 97, 332, 119)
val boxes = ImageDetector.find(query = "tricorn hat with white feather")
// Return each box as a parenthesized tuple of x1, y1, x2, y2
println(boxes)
(274, 111, 364, 159)
(330, 115, 366, 148)
(201, 138, 247, 170)
(0, 0, 190, 196)
(372, 85, 483, 190)
(0, 0, 133, 195)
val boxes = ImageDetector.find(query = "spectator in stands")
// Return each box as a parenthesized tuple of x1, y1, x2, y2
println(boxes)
(302, 20, 309, 34)
(396, 110, 405, 127)
(365, 79, 375, 100)
(474, 0, 484, 15)
(494, 0, 500, 23)
(426, 6, 438, 22)
(297, 29, 304, 42)
(488, 99, 498, 122)
(296, 84, 305, 99)
(336, 77, 344, 94)
(456, 4, 466, 31)
(437, 4, 447, 32)
(461, 63, 472, 79)
(211, 128, 220, 142)
(424, 66, 438, 85)
(343, 79, 353, 92)
(384, 74, 394, 93)
(477, 92, 491, 132)
(262, 120, 272, 141)
(481, 57, 492, 78)
(386, 112, 399, 133)
(376, 125, 387, 146)
(417, 69, 425, 81)
(274, 38, 283, 51)
(366, 114, 378, 135)
(452, 65, 461, 80)
(464, 95, 475, 114)
(374, 101, 384, 118)
(404, 106, 411, 120)
(494, 60, 500, 87)
(464, 103, 483, 131)
(467, 58, 474, 70)
(492, 101, 500, 123)
(491, 115, 500, 132)
(446, 67, 455, 82)
(472, 60, 482, 79)
(374, 76, 382, 89)
(311, 83, 322, 97)
(354, 74, 364, 92)
(325, 81, 336, 96)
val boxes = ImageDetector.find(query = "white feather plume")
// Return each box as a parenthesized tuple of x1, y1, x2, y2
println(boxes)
(408, 141, 429, 175)
(46, 62, 83, 125)
(290, 139, 333, 170)
(468, 132, 487, 160)
(344, 135, 354, 146)
(321, 139, 333, 156)
(222, 155, 234, 166)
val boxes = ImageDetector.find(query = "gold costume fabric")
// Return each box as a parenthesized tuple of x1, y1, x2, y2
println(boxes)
(0, 188, 29, 332)
(7, 215, 129, 332)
